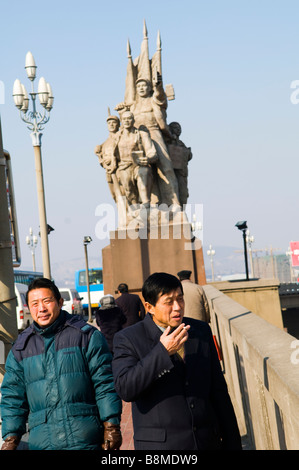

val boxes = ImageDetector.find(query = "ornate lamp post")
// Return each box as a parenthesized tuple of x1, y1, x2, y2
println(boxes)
(13, 52, 54, 279)
(207, 244, 216, 281)
(286, 246, 294, 283)
(26, 227, 38, 272)
(191, 214, 203, 284)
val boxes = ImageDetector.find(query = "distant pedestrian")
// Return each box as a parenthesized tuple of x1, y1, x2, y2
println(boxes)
(95, 295, 126, 353)
(177, 270, 210, 322)
(115, 283, 145, 328)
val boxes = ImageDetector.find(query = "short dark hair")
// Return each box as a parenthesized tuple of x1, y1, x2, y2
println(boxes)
(117, 283, 128, 293)
(142, 272, 182, 306)
(177, 270, 192, 281)
(26, 278, 61, 305)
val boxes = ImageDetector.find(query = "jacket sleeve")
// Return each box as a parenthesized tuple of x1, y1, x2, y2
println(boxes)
(112, 329, 174, 402)
(0, 350, 29, 440)
(85, 329, 122, 424)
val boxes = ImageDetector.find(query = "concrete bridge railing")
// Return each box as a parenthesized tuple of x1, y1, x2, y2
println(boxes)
(204, 284, 299, 450)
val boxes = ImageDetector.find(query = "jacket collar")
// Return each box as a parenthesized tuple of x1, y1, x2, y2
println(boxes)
(143, 313, 163, 342)
(33, 309, 67, 336)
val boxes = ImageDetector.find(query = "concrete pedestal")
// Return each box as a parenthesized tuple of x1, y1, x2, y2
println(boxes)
(102, 222, 206, 296)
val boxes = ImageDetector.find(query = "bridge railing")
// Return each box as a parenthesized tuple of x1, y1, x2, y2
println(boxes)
(204, 284, 299, 450)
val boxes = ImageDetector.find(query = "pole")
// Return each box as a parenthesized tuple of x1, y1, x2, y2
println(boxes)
(0, 117, 18, 381)
(32, 139, 51, 279)
(248, 246, 254, 278)
(84, 243, 92, 322)
(32, 249, 36, 272)
(242, 230, 249, 281)
(211, 256, 215, 282)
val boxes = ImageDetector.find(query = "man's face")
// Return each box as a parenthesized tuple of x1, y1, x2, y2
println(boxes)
(122, 112, 134, 129)
(136, 80, 151, 97)
(107, 119, 119, 133)
(28, 288, 63, 328)
(145, 287, 184, 329)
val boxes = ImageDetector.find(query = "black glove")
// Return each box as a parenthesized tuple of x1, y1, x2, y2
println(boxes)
(1, 435, 20, 450)
(102, 422, 122, 450)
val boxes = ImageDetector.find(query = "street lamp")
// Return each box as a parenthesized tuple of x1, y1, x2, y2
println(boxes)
(13, 51, 54, 279)
(286, 246, 294, 283)
(207, 244, 216, 281)
(191, 213, 203, 233)
(83, 236, 92, 323)
(235, 221, 249, 281)
(26, 227, 38, 271)
(190, 214, 203, 284)
(246, 230, 255, 278)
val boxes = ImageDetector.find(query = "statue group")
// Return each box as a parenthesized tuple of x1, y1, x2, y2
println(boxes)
(95, 22, 192, 227)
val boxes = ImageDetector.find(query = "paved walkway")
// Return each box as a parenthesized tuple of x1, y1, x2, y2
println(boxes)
(120, 401, 134, 450)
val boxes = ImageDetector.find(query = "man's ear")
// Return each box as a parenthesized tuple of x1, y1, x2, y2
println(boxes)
(144, 301, 155, 314)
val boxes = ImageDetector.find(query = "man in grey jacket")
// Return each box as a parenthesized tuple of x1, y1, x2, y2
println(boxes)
(177, 270, 210, 323)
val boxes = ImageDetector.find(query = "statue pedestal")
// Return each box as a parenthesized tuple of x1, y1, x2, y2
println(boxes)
(102, 222, 206, 296)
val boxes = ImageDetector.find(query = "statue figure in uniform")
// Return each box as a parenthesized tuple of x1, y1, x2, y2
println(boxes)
(167, 121, 192, 206)
(94, 113, 121, 203)
(117, 110, 158, 209)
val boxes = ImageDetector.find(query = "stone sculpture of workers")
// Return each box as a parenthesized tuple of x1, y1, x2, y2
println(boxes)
(167, 122, 192, 206)
(116, 110, 158, 209)
(116, 72, 181, 210)
(94, 114, 121, 203)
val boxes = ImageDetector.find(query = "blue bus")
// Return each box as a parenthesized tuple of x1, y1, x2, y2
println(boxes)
(75, 268, 104, 314)
(14, 270, 43, 285)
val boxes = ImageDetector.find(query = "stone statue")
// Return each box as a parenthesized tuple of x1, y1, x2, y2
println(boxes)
(116, 110, 158, 209)
(115, 22, 181, 210)
(94, 112, 122, 203)
(167, 122, 192, 206)
(95, 22, 193, 227)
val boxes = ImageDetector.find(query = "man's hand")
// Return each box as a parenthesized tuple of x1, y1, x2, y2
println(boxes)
(102, 422, 122, 450)
(137, 155, 149, 166)
(1, 435, 20, 450)
(153, 70, 163, 88)
(160, 323, 190, 356)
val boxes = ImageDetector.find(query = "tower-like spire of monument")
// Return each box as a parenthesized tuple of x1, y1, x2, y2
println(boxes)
(143, 19, 148, 39)
(151, 29, 162, 80)
(157, 30, 161, 50)
(127, 38, 132, 58)
(137, 19, 151, 83)
(125, 38, 136, 105)
(124, 21, 165, 104)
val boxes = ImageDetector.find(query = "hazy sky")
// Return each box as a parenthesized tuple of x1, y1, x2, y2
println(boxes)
(1, 0, 299, 273)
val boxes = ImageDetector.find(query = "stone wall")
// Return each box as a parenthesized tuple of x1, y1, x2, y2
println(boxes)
(204, 284, 299, 450)
(211, 279, 283, 330)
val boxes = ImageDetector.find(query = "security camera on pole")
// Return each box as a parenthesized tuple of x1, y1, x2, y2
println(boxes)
(13, 52, 54, 279)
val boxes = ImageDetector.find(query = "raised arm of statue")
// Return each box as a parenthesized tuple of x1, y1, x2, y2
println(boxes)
(152, 70, 167, 109)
